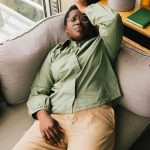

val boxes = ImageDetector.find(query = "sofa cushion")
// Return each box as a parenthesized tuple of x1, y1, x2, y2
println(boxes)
(0, 93, 3, 103)
(0, 84, 3, 103)
(0, 102, 33, 150)
(114, 106, 150, 150)
(116, 43, 150, 117)
(0, 13, 68, 104)
(0, 96, 3, 103)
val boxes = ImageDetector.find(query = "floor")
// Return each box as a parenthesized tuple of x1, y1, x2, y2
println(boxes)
(0, 3, 34, 43)
(0, 0, 74, 44)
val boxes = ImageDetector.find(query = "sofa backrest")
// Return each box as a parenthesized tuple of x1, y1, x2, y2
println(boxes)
(0, 12, 150, 117)
(0, 13, 68, 104)
(116, 43, 150, 117)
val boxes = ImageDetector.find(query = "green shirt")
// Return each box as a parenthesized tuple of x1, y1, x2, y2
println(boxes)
(27, 3, 123, 117)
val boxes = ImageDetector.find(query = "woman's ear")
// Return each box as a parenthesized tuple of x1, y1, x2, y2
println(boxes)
(65, 26, 68, 33)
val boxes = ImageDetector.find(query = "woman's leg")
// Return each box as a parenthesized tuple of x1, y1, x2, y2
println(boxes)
(66, 106, 115, 150)
(12, 120, 67, 150)
(13, 106, 114, 150)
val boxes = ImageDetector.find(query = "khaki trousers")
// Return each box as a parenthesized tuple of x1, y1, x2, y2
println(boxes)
(12, 106, 115, 150)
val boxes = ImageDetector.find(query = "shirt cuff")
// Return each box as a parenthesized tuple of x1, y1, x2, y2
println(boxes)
(27, 95, 51, 119)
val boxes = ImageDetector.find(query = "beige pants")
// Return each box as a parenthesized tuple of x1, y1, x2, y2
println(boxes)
(12, 106, 115, 150)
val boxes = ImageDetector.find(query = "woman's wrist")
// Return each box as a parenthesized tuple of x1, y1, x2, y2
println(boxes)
(36, 109, 50, 120)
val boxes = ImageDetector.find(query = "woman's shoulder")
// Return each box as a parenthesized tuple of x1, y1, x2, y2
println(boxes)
(50, 39, 71, 61)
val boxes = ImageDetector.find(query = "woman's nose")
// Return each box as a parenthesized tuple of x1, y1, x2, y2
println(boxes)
(75, 17, 82, 24)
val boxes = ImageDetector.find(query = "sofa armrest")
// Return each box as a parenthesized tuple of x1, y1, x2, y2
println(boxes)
(116, 40, 150, 117)
(0, 13, 68, 105)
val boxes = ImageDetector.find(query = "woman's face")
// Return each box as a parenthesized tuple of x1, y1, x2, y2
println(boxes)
(65, 9, 91, 42)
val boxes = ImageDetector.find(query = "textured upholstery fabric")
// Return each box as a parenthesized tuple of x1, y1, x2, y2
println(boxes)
(115, 106, 150, 150)
(0, 13, 68, 104)
(116, 43, 150, 117)
(0, 97, 3, 103)
(0, 93, 3, 103)
(0, 102, 33, 150)
(0, 86, 4, 103)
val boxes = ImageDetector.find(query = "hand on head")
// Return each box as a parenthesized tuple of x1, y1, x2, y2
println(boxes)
(74, 0, 88, 13)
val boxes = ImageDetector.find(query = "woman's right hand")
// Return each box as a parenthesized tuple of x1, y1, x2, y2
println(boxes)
(74, 0, 88, 13)
(36, 110, 63, 145)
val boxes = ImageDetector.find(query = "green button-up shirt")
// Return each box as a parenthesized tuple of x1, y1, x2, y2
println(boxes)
(27, 3, 123, 117)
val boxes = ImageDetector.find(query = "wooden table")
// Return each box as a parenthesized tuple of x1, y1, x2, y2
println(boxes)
(99, 0, 150, 53)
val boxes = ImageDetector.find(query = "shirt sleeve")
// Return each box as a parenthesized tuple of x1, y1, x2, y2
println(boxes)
(27, 49, 55, 118)
(85, 3, 123, 62)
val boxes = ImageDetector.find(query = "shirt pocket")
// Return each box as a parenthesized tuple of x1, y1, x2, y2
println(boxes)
(51, 54, 81, 82)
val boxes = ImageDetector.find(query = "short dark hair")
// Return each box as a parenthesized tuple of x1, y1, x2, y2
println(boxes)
(64, 5, 78, 26)
(64, 4, 99, 38)
(86, 0, 100, 5)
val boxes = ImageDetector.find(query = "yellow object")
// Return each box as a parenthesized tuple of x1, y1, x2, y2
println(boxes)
(140, 0, 150, 6)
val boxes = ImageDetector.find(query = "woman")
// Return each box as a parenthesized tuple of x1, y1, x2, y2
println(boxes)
(13, 0, 123, 149)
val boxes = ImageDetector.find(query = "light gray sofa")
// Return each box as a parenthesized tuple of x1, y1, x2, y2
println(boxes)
(0, 13, 150, 150)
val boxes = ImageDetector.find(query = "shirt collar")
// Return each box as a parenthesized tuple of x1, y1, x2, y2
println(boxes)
(69, 39, 88, 48)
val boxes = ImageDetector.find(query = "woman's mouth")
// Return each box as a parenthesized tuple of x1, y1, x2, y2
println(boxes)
(74, 26, 83, 32)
